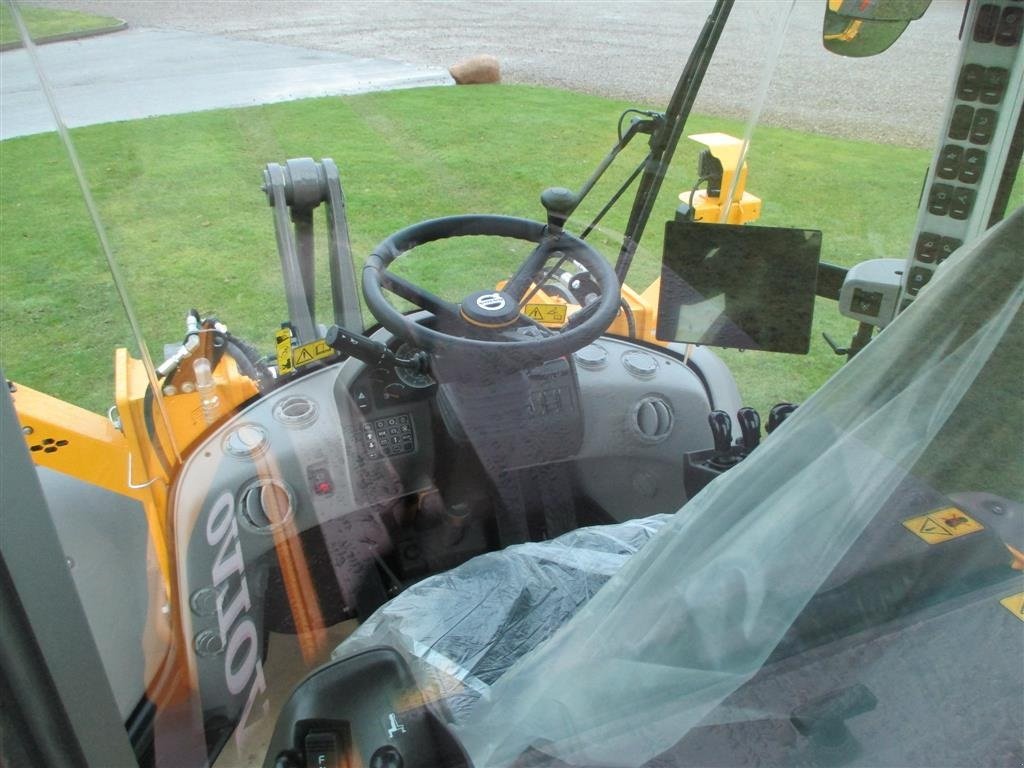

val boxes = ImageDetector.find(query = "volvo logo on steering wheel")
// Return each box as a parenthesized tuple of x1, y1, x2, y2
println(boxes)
(475, 292, 508, 312)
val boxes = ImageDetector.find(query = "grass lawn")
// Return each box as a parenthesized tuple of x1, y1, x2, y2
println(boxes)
(0, 3, 120, 45)
(2, 84, 1013, 417)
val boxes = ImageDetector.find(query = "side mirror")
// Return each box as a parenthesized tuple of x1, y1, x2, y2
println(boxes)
(822, 0, 932, 57)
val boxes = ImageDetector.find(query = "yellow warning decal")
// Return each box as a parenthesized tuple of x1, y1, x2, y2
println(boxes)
(999, 592, 1024, 622)
(275, 329, 335, 373)
(902, 507, 984, 545)
(524, 303, 568, 324)
(275, 328, 294, 374)
(292, 339, 335, 368)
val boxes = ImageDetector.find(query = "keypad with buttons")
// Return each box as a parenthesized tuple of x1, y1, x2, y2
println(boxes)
(360, 414, 415, 460)
(887, 0, 1018, 312)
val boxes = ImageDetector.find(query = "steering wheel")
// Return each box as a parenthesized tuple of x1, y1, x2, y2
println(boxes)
(362, 214, 621, 368)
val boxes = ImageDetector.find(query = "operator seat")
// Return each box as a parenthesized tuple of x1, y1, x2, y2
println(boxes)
(334, 514, 670, 720)
(331, 209, 1023, 764)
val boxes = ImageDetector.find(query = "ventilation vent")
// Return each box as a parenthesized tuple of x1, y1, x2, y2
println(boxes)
(633, 397, 673, 442)
(273, 395, 318, 428)
(239, 480, 294, 531)
(29, 437, 69, 454)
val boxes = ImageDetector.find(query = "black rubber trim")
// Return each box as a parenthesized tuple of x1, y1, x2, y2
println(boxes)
(142, 385, 173, 477)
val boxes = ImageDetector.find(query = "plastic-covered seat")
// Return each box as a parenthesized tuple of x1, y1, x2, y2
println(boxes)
(334, 515, 670, 722)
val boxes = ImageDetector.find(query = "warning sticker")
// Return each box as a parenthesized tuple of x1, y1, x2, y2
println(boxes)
(999, 592, 1024, 622)
(275, 328, 294, 374)
(902, 507, 984, 545)
(274, 330, 335, 373)
(524, 303, 568, 324)
(292, 339, 335, 368)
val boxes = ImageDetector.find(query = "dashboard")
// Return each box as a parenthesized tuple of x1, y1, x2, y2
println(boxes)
(170, 327, 719, 741)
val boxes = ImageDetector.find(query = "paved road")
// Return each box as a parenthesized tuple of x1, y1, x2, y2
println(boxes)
(1, 26, 451, 139)
(39, 0, 967, 148)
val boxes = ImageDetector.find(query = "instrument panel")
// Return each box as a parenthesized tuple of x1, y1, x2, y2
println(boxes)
(169, 328, 719, 740)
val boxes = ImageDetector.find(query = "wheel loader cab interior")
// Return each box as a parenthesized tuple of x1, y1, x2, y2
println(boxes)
(0, 1, 1022, 767)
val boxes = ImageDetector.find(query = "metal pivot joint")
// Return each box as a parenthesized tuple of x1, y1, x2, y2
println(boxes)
(262, 157, 363, 345)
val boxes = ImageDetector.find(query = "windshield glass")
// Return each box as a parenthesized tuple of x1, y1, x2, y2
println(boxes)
(1, 1, 1021, 767)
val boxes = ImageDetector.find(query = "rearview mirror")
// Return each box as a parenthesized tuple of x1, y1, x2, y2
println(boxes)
(823, 0, 932, 57)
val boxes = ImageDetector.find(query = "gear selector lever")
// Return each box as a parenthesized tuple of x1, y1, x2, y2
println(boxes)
(540, 186, 578, 233)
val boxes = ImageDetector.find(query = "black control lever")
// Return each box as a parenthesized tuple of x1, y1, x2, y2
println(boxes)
(767, 402, 798, 434)
(325, 325, 427, 372)
(708, 410, 733, 455)
(823, 322, 874, 360)
(706, 409, 741, 470)
(683, 409, 743, 497)
(540, 186, 578, 233)
(736, 407, 761, 453)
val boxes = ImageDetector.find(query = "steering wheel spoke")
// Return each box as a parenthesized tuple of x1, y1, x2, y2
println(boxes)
(379, 269, 461, 325)
(504, 240, 559, 302)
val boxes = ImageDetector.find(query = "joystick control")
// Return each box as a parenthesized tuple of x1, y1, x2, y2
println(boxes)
(708, 410, 733, 455)
(707, 410, 741, 469)
(767, 402, 798, 434)
(736, 407, 761, 454)
(684, 406, 766, 497)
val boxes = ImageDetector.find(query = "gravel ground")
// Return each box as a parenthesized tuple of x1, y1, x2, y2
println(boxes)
(36, 0, 967, 148)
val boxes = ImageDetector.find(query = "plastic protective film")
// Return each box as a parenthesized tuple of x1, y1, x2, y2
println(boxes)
(335, 516, 671, 722)
(335, 209, 1023, 767)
